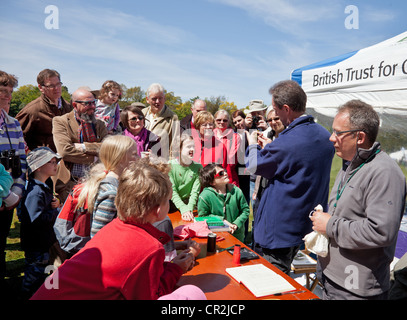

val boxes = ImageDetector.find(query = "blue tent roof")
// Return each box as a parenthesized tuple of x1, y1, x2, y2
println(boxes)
(291, 50, 358, 86)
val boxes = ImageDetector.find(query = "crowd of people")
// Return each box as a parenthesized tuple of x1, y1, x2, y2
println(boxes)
(0, 68, 405, 300)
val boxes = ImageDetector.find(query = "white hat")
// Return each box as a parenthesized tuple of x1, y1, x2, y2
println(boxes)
(244, 100, 267, 115)
(26, 147, 61, 175)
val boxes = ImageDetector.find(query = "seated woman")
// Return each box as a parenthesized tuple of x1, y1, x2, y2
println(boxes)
(121, 104, 161, 157)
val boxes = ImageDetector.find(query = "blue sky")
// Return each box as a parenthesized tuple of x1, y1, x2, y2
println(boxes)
(0, 0, 406, 108)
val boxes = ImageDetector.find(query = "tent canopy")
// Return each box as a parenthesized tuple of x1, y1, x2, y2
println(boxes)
(291, 31, 407, 118)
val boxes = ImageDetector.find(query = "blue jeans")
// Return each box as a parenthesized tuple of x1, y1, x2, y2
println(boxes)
(21, 251, 50, 298)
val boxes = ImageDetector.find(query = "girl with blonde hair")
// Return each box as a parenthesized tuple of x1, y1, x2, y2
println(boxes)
(75, 135, 138, 237)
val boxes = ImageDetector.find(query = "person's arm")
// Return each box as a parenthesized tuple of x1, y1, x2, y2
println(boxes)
(91, 186, 117, 237)
(185, 167, 202, 213)
(168, 167, 190, 215)
(326, 166, 406, 249)
(231, 187, 250, 230)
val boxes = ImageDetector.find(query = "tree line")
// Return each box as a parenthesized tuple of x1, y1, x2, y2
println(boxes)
(9, 83, 243, 119)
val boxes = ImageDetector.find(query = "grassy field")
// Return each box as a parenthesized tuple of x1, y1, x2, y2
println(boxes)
(3, 154, 406, 299)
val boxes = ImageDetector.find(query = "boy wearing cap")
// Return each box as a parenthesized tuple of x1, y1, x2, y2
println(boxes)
(19, 147, 61, 298)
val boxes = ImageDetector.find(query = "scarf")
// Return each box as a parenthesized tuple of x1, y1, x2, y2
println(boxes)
(75, 110, 97, 143)
(124, 127, 148, 156)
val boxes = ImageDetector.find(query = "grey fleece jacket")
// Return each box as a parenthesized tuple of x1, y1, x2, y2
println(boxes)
(317, 142, 407, 297)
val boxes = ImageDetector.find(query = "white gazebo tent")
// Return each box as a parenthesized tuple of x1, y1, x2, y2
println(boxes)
(291, 31, 407, 154)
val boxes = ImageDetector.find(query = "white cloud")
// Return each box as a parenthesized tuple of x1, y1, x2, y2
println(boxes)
(211, 0, 340, 36)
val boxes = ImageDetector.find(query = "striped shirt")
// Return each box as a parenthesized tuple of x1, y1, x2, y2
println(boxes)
(90, 176, 118, 238)
(0, 109, 27, 197)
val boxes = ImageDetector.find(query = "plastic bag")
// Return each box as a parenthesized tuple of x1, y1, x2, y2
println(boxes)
(303, 205, 329, 257)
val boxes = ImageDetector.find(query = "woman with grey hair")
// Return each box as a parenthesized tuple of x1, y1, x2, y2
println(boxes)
(213, 109, 240, 187)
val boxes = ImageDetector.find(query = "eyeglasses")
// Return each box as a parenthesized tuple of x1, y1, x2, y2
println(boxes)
(216, 119, 228, 123)
(214, 170, 226, 178)
(75, 99, 96, 107)
(267, 117, 280, 123)
(42, 82, 63, 89)
(332, 129, 363, 137)
(129, 116, 144, 121)
(201, 123, 214, 128)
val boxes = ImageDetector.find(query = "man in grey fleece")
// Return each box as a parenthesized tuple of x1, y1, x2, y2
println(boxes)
(311, 100, 406, 300)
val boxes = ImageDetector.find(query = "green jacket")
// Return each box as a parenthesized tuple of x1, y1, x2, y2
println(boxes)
(197, 184, 250, 242)
(168, 159, 202, 214)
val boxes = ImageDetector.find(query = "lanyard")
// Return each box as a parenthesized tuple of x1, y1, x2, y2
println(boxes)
(334, 149, 380, 209)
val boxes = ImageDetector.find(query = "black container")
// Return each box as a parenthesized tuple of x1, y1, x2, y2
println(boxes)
(207, 233, 217, 253)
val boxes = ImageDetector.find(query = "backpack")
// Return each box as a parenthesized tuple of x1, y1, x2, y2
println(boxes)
(53, 183, 91, 254)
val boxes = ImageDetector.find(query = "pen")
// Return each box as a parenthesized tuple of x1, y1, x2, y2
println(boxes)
(273, 290, 306, 296)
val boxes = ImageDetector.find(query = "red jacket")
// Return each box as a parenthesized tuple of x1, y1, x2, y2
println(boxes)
(31, 218, 183, 300)
(192, 134, 239, 186)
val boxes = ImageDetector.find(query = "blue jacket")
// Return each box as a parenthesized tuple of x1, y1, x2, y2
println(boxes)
(245, 115, 334, 250)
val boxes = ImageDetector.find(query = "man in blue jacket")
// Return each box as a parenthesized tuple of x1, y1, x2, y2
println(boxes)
(245, 80, 334, 274)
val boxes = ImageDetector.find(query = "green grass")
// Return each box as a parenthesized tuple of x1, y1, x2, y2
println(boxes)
(3, 212, 25, 299)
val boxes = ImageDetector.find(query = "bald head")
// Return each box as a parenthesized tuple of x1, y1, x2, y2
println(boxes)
(192, 99, 207, 117)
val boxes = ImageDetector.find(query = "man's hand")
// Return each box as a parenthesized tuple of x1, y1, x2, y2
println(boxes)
(310, 210, 331, 234)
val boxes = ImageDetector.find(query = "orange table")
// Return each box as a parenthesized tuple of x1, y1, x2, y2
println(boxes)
(169, 211, 319, 300)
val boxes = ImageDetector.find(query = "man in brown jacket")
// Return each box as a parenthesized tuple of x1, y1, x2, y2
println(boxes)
(16, 69, 72, 153)
(52, 88, 108, 202)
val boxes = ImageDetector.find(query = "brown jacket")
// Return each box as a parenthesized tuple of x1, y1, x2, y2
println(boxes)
(52, 110, 108, 201)
(16, 94, 72, 152)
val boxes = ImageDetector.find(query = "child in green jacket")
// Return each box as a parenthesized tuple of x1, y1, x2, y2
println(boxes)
(197, 163, 250, 242)
(169, 134, 203, 221)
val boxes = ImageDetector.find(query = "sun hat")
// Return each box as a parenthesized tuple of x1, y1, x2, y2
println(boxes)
(244, 99, 268, 115)
(26, 147, 62, 175)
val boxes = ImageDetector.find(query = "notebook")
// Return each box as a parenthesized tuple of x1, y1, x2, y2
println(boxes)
(226, 264, 295, 297)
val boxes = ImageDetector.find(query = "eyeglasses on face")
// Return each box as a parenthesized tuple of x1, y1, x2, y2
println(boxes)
(216, 119, 228, 123)
(201, 123, 214, 128)
(75, 99, 96, 107)
(332, 129, 363, 137)
(214, 170, 226, 178)
(42, 82, 63, 89)
(129, 116, 144, 121)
